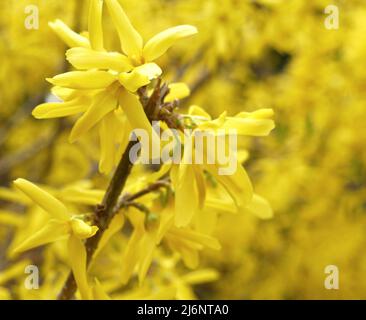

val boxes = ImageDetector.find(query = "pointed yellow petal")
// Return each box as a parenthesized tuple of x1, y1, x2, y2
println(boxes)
(245, 194, 273, 219)
(222, 117, 275, 136)
(223, 108, 275, 136)
(156, 211, 174, 244)
(179, 244, 199, 269)
(120, 209, 145, 284)
(165, 82, 190, 102)
(47, 71, 116, 90)
(137, 232, 156, 284)
(68, 235, 91, 300)
(51, 87, 77, 101)
(171, 228, 221, 250)
(119, 91, 161, 152)
(174, 163, 199, 227)
(99, 111, 118, 174)
(70, 218, 98, 240)
(197, 111, 227, 131)
(105, 0, 143, 57)
(69, 87, 118, 142)
(12, 220, 70, 255)
(93, 279, 111, 300)
(13, 179, 69, 220)
(0, 260, 32, 286)
(193, 165, 206, 209)
(60, 188, 104, 206)
(205, 195, 236, 214)
(119, 63, 162, 92)
(235, 108, 274, 119)
(66, 47, 133, 72)
(182, 269, 219, 285)
(88, 0, 104, 51)
(32, 98, 89, 119)
(176, 281, 196, 300)
(143, 25, 198, 61)
(188, 105, 211, 119)
(0, 210, 24, 227)
(93, 212, 125, 259)
(49, 19, 90, 48)
(204, 163, 253, 208)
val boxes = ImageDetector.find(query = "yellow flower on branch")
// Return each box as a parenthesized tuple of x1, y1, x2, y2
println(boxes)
(170, 106, 275, 227)
(11, 179, 98, 300)
(32, 0, 197, 174)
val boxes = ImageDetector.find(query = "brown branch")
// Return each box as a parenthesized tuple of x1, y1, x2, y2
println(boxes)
(114, 179, 170, 214)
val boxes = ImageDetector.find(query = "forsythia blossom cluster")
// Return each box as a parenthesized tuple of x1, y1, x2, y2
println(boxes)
(0, 0, 274, 300)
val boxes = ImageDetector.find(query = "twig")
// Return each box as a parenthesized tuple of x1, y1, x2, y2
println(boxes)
(114, 179, 170, 213)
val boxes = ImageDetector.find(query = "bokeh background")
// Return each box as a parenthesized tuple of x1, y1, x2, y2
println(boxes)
(1, 0, 366, 299)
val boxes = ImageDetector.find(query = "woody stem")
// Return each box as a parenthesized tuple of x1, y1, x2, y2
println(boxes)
(58, 139, 137, 300)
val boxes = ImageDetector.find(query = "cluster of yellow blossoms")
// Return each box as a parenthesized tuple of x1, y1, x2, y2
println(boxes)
(1, 0, 365, 300)
(0, 0, 274, 300)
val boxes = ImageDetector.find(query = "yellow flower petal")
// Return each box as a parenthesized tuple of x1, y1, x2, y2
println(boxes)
(176, 281, 196, 300)
(143, 25, 198, 61)
(13, 179, 70, 220)
(0, 260, 31, 286)
(174, 162, 199, 227)
(93, 212, 125, 259)
(245, 194, 273, 219)
(137, 232, 156, 284)
(49, 19, 90, 48)
(178, 243, 199, 269)
(69, 87, 118, 143)
(70, 218, 98, 240)
(32, 98, 89, 119)
(181, 269, 219, 285)
(105, 0, 143, 57)
(47, 71, 116, 90)
(68, 235, 91, 300)
(118, 63, 162, 92)
(205, 195, 236, 214)
(99, 111, 119, 174)
(60, 187, 104, 206)
(170, 227, 221, 250)
(0, 210, 24, 227)
(120, 209, 145, 284)
(88, 0, 104, 51)
(119, 90, 161, 152)
(236, 108, 274, 119)
(188, 105, 211, 119)
(204, 163, 253, 208)
(222, 108, 275, 136)
(66, 47, 133, 72)
(193, 165, 206, 209)
(197, 111, 226, 131)
(156, 211, 174, 244)
(222, 117, 275, 136)
(51, 86, 77, 101)
(92, 279, 111, 300)
(12, 220, 70, 255)
(165, 83, 191, 103)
